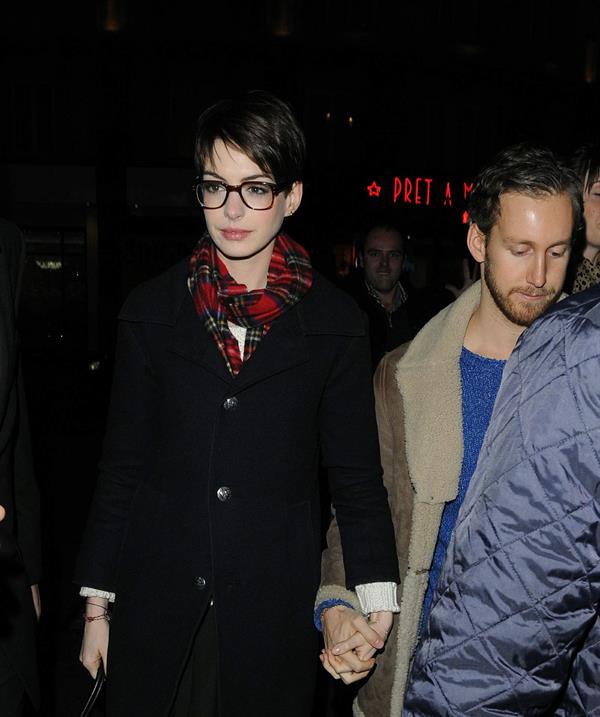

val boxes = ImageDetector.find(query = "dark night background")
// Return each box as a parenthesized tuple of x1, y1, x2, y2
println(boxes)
(1, 1, 599, 714)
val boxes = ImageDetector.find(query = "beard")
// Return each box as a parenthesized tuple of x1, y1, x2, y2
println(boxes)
(484, 256, 559, 327)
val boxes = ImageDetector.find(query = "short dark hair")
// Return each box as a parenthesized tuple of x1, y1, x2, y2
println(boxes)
(468, 144, 582, 239)
(194, 91, 305, 190)
(357, 219, 404, 256)
(571, 143, 600, 193)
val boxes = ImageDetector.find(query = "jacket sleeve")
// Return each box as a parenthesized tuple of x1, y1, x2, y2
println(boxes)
(74, 319, 157, 592)
(318, 328, 399, 593)
(404, 309, 600, 716)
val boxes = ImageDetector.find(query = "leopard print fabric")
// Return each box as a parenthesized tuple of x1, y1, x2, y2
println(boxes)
(573, 256, 600, 294)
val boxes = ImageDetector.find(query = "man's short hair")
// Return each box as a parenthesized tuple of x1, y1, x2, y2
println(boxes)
(571, 143, 600, 193)
(357, 219, 404, 256)
(194, 90, 306, 190)
(468, 144, 582, 239)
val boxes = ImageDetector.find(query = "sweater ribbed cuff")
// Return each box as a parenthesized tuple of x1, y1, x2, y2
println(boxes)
(80, 587, 116, 603)
(355, 582, 400, 614)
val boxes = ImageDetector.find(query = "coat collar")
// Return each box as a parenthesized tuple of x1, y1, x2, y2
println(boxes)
(166, 289, 311, 390)
(395, 282, 481, 504)
(120, 260, 363, 390)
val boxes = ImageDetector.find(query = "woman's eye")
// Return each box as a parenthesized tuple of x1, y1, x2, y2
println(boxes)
(245, 183, 269, 195)
(204, 183, 224, 194)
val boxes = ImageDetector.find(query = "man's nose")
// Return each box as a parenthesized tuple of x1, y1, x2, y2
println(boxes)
(527, 253, 547, 288)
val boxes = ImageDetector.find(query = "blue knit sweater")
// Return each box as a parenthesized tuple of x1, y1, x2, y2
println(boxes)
(420, 347, 505, 630)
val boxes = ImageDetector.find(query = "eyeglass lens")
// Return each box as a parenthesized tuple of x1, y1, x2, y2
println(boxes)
(196, 182, 275, 210)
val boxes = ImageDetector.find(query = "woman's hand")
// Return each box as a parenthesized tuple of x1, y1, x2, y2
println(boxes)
(80, 599, 110, 678)
(320, 605, 386, 684)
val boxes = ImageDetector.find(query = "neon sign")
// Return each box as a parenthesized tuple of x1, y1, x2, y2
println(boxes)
(367, 176, 474, 210)
(367, 181, 382, 197)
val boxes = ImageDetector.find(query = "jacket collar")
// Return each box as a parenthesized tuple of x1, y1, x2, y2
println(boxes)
(395, 282, 481, 504)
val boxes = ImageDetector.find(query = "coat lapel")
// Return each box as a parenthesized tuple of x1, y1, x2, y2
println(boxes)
(232, 308, 310, 393)
(167, 291, 309, 390)
(395, 282, 481, 504)
(167, 291, 232, 385)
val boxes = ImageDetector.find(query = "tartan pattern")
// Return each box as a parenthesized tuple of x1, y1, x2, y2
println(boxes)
(188, 233, 313, 376)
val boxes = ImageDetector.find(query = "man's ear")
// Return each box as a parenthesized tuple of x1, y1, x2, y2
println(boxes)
(285, 181, 303, 216)
(467, 223, 487, 264)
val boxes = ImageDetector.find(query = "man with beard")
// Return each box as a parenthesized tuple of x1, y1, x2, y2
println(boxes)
(315, 144, 581, 717)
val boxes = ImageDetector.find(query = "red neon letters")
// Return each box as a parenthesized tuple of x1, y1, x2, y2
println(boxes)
(368, 176, 473, 210)
(392, 177, 433, 205)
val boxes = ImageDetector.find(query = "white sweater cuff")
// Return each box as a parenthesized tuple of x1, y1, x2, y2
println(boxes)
(355, 582, 400, 614)
(80, 587, 116, 603)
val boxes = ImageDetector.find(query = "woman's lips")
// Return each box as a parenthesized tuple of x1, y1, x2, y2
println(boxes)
(220, 228, 251, 241)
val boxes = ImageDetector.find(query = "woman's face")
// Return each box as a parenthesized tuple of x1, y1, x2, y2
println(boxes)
(583, 176, 600, 255)
(202, 140, 302, 269)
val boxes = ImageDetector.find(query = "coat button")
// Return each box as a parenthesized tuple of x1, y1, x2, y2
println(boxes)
(217, 486, 232, 502)
(223, 396, 239, 411)
(194, 576, 206, 590)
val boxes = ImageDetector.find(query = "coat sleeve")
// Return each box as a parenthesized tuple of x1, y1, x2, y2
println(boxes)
(74, 319, 157, 592)
(14, 367, 41, 584)
(318, 349, 402, 607)
(318, 325, 399, 591)
(403, 307, 600, 716)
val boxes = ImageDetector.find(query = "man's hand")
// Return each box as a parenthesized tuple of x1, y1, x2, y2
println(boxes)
(0, 505, 5, 521)
(31, 584, 41, 622)
(320, 606, 393, 684)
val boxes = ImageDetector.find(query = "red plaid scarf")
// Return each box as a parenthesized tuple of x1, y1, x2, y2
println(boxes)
(188, 233, 313, 376)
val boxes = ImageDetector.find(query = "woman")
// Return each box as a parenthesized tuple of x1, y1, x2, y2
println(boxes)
(571, 143, 600, 293)
(75, 91, 399, 717)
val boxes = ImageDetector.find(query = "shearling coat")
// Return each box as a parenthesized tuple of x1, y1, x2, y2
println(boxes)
(74, 259, 399, 717)
(318, 282, 482, 717)
(0, 220, 41, 708)
(404, 285, 600, 716)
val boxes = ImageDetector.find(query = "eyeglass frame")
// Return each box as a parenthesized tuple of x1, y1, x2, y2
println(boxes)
(193, 178, 288, 211)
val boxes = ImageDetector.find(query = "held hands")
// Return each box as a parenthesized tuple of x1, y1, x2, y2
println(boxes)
(320, 606, 393, 684)
(80, 598, 110, 679)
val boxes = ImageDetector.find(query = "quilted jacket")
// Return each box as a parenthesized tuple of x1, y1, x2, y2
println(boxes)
(404, 284, 600, 716)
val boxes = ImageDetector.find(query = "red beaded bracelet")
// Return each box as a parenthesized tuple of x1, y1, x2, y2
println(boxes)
(83, 613, 110, 623)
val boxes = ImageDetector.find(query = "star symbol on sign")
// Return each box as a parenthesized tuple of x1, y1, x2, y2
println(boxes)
(367, 181, 382, 197)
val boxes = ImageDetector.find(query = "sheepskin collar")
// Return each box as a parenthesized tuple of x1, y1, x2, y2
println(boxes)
(395, 282, 481, 504)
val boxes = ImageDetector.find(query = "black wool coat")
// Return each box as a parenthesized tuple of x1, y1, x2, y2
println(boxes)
(0, 220, 41, 708)
(75, 260, 399, 717)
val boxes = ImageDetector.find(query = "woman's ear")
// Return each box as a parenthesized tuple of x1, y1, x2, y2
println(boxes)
(285, 181, 303, 216)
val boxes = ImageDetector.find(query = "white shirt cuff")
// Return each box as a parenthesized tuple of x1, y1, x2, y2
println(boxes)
(355, 582, 400, 614)
(80, 587, 116, 603)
